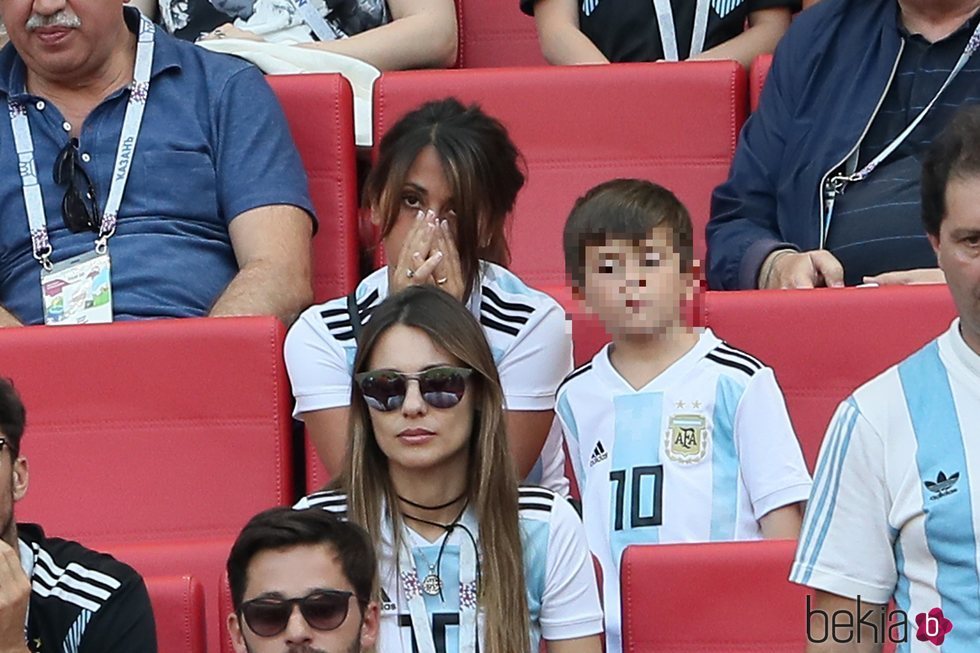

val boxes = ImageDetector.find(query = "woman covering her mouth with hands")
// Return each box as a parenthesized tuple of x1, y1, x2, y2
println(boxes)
(285, 98, 572, 493)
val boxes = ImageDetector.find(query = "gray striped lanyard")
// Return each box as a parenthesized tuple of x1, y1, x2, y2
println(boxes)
(397, 525, 478, 653)
(291, 0, 346, 41)
(825, 20, 980, 232)
(8, 13, 155, 271)
(652, 0, 712, 61)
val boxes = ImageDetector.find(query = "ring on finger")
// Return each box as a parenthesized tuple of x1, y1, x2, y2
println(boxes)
(406, 268, 415, 279)
(436, 277, 448, 285)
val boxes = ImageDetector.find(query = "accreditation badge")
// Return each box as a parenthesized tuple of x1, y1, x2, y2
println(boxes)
(41, 250, 113, 325)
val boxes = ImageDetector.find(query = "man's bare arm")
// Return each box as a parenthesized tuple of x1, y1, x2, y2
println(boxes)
(0, 307, 22, 328)
(210, 205, 314, 325)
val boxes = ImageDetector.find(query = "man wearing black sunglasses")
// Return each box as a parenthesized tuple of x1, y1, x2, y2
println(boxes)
(0, 377, 157, 652)
(227, 507, 380, 653)
(0, 1, 314, 327)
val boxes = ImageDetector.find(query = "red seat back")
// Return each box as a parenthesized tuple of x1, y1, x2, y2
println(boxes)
(704, 286, 957, 470)
(146, 576, 207, 653)
(374, 63, 746, 287)
(750, 54, 772, 112)
(7, 317, 293, 543)
(268, 74, 359, 302)
(621, 540, 810, 652)
(456, 0, 546, 67)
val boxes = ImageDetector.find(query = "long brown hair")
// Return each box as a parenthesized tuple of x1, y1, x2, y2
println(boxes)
(338, 286, 531, 653)
(364, 98, 526, 300)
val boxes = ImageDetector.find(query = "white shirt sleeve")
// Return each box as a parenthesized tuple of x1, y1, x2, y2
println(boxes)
(539, 495, 604, 641)
(498, 298, 573, 412)
(790, 398, 897, 604)
(736, 367, 813, 519)
(284, 303, 354, 417)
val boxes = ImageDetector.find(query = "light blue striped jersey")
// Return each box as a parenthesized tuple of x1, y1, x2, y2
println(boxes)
(792, 320, 980, 653)
(556, 328, 811, 653)
(294, 487, 603, 653)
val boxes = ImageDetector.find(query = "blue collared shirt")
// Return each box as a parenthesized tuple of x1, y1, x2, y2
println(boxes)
(0, 7, 315, 324)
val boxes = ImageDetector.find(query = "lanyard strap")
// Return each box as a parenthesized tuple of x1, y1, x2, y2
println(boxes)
(398, 525, 479, 653)
(652, 0, 712, 61)
(291, 0, 346, 41)
(845, 19, 980, 185)
(8, 14, 155, 269)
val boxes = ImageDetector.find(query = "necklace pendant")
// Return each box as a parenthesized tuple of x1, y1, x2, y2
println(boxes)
(421, 573, 443, 596)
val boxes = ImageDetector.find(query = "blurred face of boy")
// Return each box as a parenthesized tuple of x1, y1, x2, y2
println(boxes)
(577, 227, 693, 339)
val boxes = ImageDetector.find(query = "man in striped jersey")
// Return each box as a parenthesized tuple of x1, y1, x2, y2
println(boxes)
(0, 378, 156, 653)
(560, 179, 811, 653)
(791, 107, 980, 652)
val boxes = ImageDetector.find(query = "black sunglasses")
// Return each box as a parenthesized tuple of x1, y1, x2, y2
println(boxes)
(354, 366, 473, 412)
(52, 138, 101, 234)
(240, 590, 361, 637)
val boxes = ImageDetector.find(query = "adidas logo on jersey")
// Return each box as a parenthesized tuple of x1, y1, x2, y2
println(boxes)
(925, 471, 959, 501)
(590, 441, 608, 467)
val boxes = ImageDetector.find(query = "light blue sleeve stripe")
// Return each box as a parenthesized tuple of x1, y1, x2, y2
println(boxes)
(610, 393, 663, 564)
(899, 342, 980, 649)
(710, 375, 743, 540)
(799, 400, 860, 583)
(556, 395, 586, 490)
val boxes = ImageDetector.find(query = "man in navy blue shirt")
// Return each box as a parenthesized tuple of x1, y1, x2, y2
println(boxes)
(0, 0, 316, 326)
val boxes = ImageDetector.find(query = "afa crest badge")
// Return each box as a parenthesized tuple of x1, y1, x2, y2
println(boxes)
(665, 413, 709, 464)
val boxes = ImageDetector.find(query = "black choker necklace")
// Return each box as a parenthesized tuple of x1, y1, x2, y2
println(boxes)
(397, 490, 467, 511)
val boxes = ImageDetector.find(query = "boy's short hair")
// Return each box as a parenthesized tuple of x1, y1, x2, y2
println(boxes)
(0, 377, 25, 459)
(922, 105, 980, 237)
(563, 179, 694, 287)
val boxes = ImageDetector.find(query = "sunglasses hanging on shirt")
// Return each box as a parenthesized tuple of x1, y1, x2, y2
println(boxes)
(52, 137, 101, 234)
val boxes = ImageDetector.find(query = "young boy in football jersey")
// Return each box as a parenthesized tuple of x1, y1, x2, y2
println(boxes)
(559, 178, 812, 653)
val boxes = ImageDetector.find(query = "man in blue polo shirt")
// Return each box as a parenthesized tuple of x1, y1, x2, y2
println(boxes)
(0, 0, 315, 327)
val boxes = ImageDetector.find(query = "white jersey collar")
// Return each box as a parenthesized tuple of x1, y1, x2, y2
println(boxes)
(940, 318, 980, 381)
(595, 327, 718, 393)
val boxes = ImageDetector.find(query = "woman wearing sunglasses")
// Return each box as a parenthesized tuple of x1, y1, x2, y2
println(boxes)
(295, 286, 604, 653)
(285, 98, 570, 492)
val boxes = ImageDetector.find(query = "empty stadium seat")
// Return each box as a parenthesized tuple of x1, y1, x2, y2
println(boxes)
(455, 0, 547, 67)
(621, 540, 810, 652)
(146, 575, 207, 653)
(4, 316, 293, 650)
(750, 54, 772, 112)
(268, 74, 360, 303)
(373, 63, 747, 287)
(704, 285, 957, 470)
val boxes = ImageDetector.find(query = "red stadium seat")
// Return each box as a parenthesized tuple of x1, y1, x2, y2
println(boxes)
(146, 576, 207, 653)
(268, 74, 360, 303)
(374, 63, 747, 286)
(3, 317, 293, 650)
(621, 540, 811, 652)
(455, 0, 547, 67)
(703, 285, 957, 470)
(750, 54, 772, 112)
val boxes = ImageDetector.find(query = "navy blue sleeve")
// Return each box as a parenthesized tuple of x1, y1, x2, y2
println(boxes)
(212, 65, 317, 229)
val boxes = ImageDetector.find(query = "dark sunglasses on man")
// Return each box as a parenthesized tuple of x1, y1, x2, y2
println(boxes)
(52, 138, 101, 234)
(239, 589, 366, 637)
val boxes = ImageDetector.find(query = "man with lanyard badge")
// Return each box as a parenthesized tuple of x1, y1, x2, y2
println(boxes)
(0, 0, 315, 326)
(708, 0, 980, 289)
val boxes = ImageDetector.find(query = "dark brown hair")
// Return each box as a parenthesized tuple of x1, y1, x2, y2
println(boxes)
(563, 178, 694, 287)
(922, 105, 980, 237)
(364, 98, 526, 299)
(0, 378, 25, 458)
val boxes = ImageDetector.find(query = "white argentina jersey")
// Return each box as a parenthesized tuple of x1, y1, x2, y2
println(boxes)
(792, 320, 980, 653)
(557, 328, 811, 653)
(295, 487, 604, 653)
